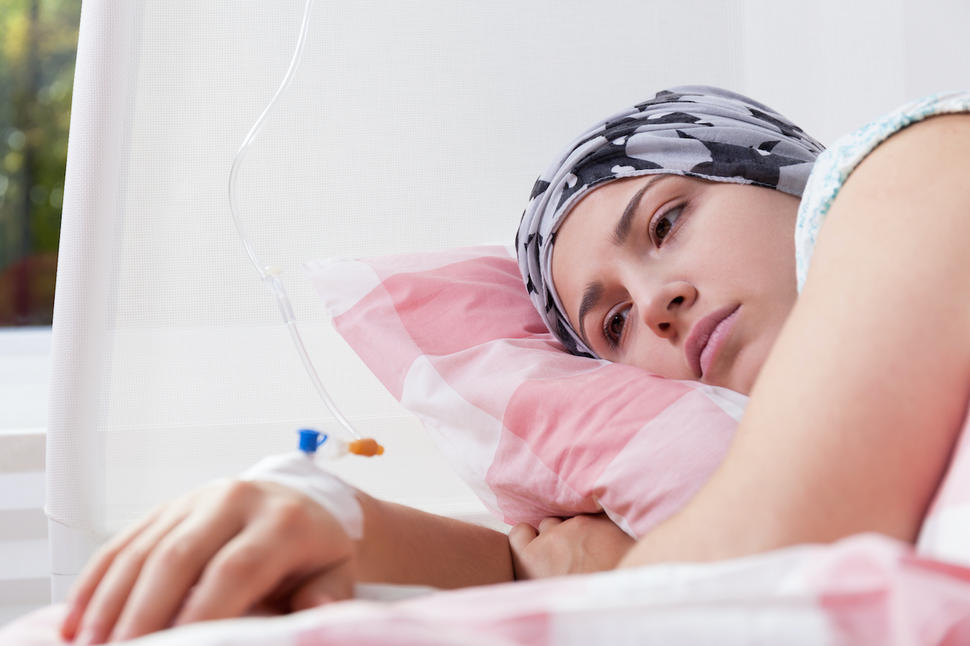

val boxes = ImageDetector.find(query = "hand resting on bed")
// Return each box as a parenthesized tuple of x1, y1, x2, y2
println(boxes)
(509, 514, 635, 579)
(60, 479, 357, 644)
(60, 476, 522, 644)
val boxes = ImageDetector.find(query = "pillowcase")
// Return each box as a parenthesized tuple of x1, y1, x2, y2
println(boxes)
(305, 245, 747, 537)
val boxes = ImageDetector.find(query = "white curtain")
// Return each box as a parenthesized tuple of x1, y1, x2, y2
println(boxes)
(48, 0, 970, 601)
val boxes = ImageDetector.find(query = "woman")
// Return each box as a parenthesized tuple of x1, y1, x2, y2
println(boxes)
(515, 85, 970, 568)
(59, 87, 970, 643)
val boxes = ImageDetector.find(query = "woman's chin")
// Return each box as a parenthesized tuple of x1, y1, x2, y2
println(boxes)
(707, 351, 758, 397)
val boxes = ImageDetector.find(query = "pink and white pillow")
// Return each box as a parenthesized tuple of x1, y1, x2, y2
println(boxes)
(306, 245, 747, 537)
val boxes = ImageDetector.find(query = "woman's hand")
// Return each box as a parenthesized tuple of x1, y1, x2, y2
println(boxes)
(508, 514, 635, 579)
(60, 479, 355, 644)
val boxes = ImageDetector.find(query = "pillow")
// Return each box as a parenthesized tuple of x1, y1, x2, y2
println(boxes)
(305, 245, 747, 537)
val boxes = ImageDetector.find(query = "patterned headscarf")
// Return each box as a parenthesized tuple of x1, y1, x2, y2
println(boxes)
(515, 85, 824, 357)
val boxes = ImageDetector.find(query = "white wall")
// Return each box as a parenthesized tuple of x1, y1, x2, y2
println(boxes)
(741, 0, 970, 145)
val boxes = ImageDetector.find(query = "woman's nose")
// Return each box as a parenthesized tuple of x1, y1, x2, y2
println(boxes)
(638, 281, 696, 337)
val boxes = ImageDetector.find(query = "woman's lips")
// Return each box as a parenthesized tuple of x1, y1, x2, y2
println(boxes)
(686, 305, 741, 378)
(699, 307, 740, 377)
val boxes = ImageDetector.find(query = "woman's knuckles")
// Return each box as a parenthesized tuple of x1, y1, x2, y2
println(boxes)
(74, 479, 357, 643)
(150, 537, 200, 571)
(265, 498, 314, 533)
(210, 545, 267, 582)
(213, 479, 260, 509)
(111, 542, 154, 577)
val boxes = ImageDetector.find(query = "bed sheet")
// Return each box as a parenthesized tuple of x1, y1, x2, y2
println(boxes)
(5, 533, 970, 646)
(5, 408, 969, 645)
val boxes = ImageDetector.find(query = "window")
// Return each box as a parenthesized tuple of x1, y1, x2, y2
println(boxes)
(0, 0, 81, 326)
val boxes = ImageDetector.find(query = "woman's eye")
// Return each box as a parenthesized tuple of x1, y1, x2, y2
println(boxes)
(652, 205, 683, 244)
(604, 307, 629, 347)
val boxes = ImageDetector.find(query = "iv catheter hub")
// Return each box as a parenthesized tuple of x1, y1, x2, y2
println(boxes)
(297, 429, 385, 458)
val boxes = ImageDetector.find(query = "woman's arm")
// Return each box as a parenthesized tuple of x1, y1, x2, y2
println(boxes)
(355, 492, 514, 588)
(622, 114, 970, 567)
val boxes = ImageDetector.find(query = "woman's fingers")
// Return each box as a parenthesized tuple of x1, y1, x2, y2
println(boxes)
(59, 503, 169, 640)
(289, 559, 356, 611)
(537, 517, 563, 533)
(508, 522, 544, 580)
(106, 482, 257, 642)
(510, 515, 634, 580)
(507, 523, 538, 555)
(169, 495, 352, 626)
(71, 504, 191, 645)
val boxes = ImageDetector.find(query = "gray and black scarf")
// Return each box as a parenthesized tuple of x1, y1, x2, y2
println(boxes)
(515, 85, 824, 357)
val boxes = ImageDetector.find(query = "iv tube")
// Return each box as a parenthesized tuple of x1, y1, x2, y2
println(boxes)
(228, 0, 361, 441)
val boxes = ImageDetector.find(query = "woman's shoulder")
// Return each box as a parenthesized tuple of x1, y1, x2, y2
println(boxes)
(860, 111, 970, 166)
(795, 91, 970, 291)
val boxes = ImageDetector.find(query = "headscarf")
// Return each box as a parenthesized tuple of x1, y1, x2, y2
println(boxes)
(515, 85, 824, 357)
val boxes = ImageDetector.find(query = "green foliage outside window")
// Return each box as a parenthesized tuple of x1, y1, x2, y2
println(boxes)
(0, 0, 80, 325)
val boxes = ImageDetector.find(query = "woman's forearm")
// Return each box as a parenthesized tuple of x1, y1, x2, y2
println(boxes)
(354, 492, 515, 588)
(623, 114, 970, 567)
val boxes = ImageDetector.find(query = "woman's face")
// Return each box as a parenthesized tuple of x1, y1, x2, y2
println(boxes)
(551, 175, 800, 395)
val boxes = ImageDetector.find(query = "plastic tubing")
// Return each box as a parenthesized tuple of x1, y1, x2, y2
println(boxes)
(228, 0, 361, 440)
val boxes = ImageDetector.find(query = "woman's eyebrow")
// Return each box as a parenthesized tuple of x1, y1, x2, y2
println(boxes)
(611, 175, 667, 247)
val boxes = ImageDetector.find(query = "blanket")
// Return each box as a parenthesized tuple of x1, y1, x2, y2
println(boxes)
(5, 532, 970, 645)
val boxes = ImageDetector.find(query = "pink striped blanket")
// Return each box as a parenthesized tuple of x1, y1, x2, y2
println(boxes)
(6, 532, 970, 644)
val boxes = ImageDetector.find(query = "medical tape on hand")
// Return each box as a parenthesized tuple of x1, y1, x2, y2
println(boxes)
(241, 452, 364, 539)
